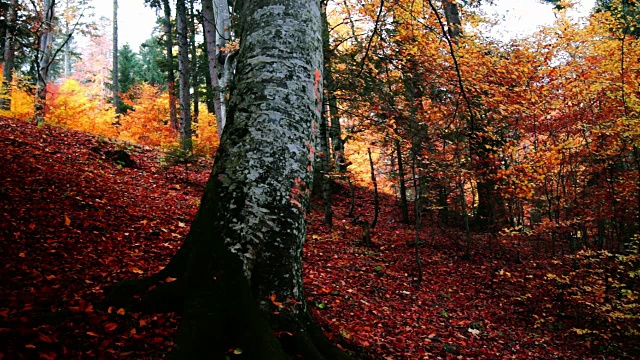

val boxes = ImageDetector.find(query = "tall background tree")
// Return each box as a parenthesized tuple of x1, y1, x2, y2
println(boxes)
(1, 0, 19, 110)
(201, 0, 233, 139)
(116, 43, 141, 113)
(34, 0, 56, 123)
(112, 0, 120, 114)
(176, 0, 192, 150)
(138, 35, 167, 86)
(161, 0, 178, 130)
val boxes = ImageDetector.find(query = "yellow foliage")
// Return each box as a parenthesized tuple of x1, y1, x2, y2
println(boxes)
(117, 83, 178, 147)
(192, 111, 219, 156)
(0, 69, 34, 120)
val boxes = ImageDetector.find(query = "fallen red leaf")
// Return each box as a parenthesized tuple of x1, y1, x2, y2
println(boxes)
(38, 334, 53, 343)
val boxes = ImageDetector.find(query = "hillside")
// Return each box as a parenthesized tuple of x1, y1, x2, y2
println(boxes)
(0, 116, 637, 359)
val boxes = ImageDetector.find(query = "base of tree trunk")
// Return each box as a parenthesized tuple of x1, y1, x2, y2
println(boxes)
(101, 253, 353, 360)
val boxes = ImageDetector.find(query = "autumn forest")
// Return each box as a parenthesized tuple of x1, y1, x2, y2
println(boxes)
(1, 0, 639, 359)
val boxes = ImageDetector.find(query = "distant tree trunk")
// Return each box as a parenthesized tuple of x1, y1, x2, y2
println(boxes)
(215, 0, 232, 135)
(176, 0, 192, 150)
(189, 0, 199, 125)
(634, 145, 640, 233)
(0, 0, 18, 110)
(319, 104, 333, 228)
(64, 36, 73, 77)
(34, 0, 56, 124)
(161, 0, 178, 131)
(201, 0, 231, 139)
(201, 0, 222, 138)
(475, 155, 504, 229)
(112, 0, 120, 114)
(321, 3, 346, 172)
(368, 148, 379, 229)
(411, 156, 423, 283)
(435, 0, 504, 229)
(442, 0, 462, 41)
(395, 138, 410, 223)
(437, 181, 449, 224)
(104, 1, 352, 358)
(202, 49, 215, 113)
(63, 0, 73, 78)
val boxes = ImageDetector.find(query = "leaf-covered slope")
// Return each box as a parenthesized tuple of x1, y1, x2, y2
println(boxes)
(0, 116, 208, 358)
(0, 116, 636, 359)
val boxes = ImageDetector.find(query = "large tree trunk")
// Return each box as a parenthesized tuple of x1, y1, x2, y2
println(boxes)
(105, 1, 350, 358)
(176, 0, 192, 150)
(1, 0, 18, 111)
(35, 0, 56, 124)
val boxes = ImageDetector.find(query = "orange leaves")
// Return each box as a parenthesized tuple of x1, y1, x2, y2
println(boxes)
(46, 79, 118, 139)
(118, 83, 177, 148)
(130, 267, 144, 274)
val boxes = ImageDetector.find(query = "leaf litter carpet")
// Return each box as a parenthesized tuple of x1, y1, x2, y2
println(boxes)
(0, 116, 636, 359)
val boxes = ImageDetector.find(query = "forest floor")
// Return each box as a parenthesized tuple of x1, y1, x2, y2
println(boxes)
(0, 116, 637, 359)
